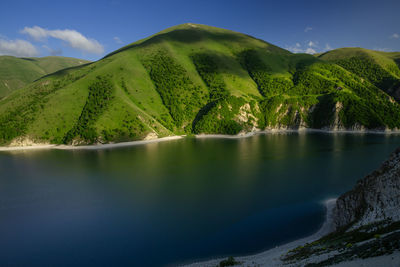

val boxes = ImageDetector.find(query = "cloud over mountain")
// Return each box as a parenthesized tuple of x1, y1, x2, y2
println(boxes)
(21, 26, 104, 54)
(0, 38, 38, 57)
(304, 26, 313, 32)
(390, 33, 399, 39)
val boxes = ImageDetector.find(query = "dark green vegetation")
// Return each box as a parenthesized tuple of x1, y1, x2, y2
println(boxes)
(318, 47, 400, 100)
(63, 76, 114, 144)
(142, 50, 206, 131)
(191, 53, 229, 101)
(1, 24, 400, 146)
(193, 96, 246, 134)
(241, 49, 294, 97)
(0, 56, 89, 98)
(218, 256, 240, 267)
(0, 82, 58, 144)
(283, 220, 400, 266)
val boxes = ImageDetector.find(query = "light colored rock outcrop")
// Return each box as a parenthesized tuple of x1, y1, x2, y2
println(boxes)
(144, 132, 158, 140)
(333, 148, 400, 230)
(236, 103, 258, 125)
(10, 136, 50, 147)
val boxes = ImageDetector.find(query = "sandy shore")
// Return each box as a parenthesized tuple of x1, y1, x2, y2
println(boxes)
(195, 131, 258, 139)
(195, 128, 400, 140)
(0, 136, 183, 152)
(2, 128, 400, 152)
(184, 198, 337, 267)
(56, 135, 183, 150)
(184, 196, 400, 266)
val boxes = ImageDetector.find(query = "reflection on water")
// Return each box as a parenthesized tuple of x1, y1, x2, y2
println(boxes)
(0, 133, 399, 266)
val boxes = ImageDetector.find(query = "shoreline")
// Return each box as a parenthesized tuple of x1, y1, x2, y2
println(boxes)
(0, 135, 183, 152)
(183, 198, 338, 267)
(195, 128, 400, 140)
(1, 127, 400, 152)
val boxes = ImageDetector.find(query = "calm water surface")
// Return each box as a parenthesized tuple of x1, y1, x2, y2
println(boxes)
(1, 133, 400, 266)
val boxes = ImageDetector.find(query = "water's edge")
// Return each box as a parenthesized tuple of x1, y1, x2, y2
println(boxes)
(183, 198, 337, 267)
(0, 136, 183, 151)
(2, 128, 400, 152)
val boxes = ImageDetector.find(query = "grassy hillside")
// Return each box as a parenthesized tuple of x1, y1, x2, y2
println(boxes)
(318, 48, 400, 100)
(0, 56, 90, 98)
(1, 23, 400, 146)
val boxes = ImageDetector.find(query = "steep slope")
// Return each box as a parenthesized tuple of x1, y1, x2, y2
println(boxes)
(334, 148, 400, 229)
(319, 48, 400, 100)
(1, 24, 400, 146)
(0, 56, 90, 98)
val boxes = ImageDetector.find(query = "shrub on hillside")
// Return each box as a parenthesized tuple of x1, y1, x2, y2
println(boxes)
(63, 75, 114, 144)
(142, 50, 206, 130)
(191, 53, 230, 101)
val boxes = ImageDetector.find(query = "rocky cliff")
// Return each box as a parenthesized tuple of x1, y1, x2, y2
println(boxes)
(333, 148, 400, 230)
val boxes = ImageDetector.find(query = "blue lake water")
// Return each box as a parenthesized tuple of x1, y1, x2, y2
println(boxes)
(1, 132, 400, 266)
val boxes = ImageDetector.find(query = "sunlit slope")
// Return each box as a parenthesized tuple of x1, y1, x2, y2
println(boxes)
(318, 48, 400, 99)
(1, 24, 400, 146)
(0, 56, 90, 98)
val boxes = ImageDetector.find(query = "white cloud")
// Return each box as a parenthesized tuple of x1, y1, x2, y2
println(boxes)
(286, 44, 304, 53)
(324, 43, 332, 51)
(304, 27, 313, 33)
(0, 38, 39, 57)
(305, 47, 317, 54)
(374, 47, 393, 52)
(21, 26, 104, 54)
(287, 41, 334, 55)
(286, 40, 319, 54)
(286, 42, 303, 53)
(113, 36, 123, 44)
(21, 26, 48, 41)
(390, 33, 399, 39)
(308, 41, 317, 47)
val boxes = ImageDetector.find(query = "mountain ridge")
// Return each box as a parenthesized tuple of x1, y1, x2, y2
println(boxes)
(0, 55, 90, 98)
(1, 23, 400, 146)
(104, 23, 289, 59)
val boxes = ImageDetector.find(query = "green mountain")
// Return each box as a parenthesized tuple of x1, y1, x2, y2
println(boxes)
(1, 23, 400, 146)
(0, 56, 90, 98)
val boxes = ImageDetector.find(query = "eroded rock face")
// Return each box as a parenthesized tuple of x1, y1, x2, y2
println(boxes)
(10, 136, 50, 147)
(333, 148, 400, 230)
(144, 132, 158, 140)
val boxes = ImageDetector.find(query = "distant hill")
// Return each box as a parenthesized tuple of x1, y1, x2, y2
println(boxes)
(1, 23, 400, 146)
(0, 56, 90, 98)
(318, 47, 400, 100)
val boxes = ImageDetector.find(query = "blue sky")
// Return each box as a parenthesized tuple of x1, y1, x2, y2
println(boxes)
(1, 0, 399, 61)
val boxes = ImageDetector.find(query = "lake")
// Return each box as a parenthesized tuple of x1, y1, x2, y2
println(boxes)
(1, 132, 399, 266)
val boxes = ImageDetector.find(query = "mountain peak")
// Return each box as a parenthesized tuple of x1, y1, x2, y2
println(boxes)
(178, 22, 203, 28)
(105, 23, 287, 58)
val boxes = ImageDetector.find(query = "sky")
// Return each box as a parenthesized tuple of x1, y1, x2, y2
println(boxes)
(0, 0, 399, 61)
